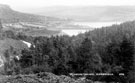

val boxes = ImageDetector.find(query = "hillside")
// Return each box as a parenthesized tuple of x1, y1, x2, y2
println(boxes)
(0, 38, 28, 52)
(0, 38, 28, 58)
(0, 4, 70, 36)
(28, 6, 135, 22)
(0, 38, 28, 71)
(24, 29, 61, 37)
(0, 4, 65, 24)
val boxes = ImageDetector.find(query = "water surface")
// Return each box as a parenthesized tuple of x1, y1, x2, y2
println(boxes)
(62, 21, 122, 36)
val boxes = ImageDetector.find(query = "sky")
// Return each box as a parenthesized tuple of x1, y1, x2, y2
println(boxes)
(0, 0, 135, 10)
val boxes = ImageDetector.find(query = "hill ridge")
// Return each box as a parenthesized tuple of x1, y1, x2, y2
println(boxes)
(0, 4, 64, 23)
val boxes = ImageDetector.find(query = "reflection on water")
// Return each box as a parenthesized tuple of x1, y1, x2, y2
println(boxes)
(62, 29, 88, 36)
(62, 22, 122, 36)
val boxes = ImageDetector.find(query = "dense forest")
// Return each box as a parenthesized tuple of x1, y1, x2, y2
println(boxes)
(0, 20, 135, 82)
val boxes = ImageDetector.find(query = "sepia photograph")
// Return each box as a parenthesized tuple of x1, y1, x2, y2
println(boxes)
(0, 0, 135, 83)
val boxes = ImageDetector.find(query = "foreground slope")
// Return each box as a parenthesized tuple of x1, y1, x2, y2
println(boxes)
(0, 72, 90, 83)
(0, 38, 28, 71)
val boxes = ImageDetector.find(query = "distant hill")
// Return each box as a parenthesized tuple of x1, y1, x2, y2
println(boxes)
(24, 29, 61, 37)
(28, 6, 135, 22)
(0, 4, 64, 23)
(0, 4, 70, 37)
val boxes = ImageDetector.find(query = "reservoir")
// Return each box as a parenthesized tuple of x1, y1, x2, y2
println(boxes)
(62, 22, 122, 36)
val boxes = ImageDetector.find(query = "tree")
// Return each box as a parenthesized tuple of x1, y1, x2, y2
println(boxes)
(20, 49, 33, 68)
(3, 30, 16, 39)
(76, 37, 93, 73)
(119, 36, 134, 76)
(3, 47, 21, 75)
(105, 35, 134, 81)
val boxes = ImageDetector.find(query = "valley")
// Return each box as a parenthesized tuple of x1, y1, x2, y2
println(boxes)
(0, 4, 126, 36)
(0, 3, 135, 83)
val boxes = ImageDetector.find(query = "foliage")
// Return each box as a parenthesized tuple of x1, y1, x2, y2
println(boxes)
(2, 21, 135, 82)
